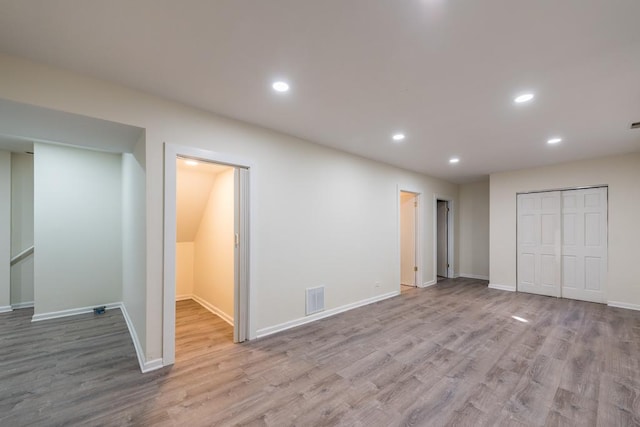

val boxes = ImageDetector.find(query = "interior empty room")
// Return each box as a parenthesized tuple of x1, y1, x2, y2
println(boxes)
(1, 2, 639, 426)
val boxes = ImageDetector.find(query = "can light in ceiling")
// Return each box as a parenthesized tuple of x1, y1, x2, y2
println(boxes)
(514, 93, 535, 103)
(272, 81, 290, 92)
(449, 157, 460, 164)
(392, 133, 405, 142)
(185, 159, 199, 166)
(547, 137, 562, 144)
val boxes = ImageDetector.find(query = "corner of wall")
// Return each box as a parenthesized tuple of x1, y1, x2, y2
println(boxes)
(119, 302, 162, 373)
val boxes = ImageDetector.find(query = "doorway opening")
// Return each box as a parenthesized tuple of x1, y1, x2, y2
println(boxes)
(174, 157, 236, 360)
(163, 144, 251, 367)
(434, 196, 454, 282)
(399, 190, 421, 290)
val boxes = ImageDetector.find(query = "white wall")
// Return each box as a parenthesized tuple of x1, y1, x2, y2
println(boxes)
(458, 180, 490, 280)
(34, 143, 123, 315)
(176, 242, 194, 298)
(122, 135, 147, 354)
(490, 152, 640, 306)
(0, 53, 459, 362)
(0, 151, 10, 311)
(10, 153, 34, 305)
(193, 168, 235, 319)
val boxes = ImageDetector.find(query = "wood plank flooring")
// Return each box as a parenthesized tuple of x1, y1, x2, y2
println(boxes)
(2, 278, 640, 426)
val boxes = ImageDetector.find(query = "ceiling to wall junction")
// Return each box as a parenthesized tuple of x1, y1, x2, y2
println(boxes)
(0, 1, 638, 182)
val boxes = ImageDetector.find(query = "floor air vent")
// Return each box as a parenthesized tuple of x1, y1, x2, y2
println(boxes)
(306, 286, 325, 315)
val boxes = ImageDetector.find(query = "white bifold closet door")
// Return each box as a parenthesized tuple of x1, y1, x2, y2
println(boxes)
(561, 188, 608, 303)
(517, 187, 607, 303)
(517, 191, 562, 297)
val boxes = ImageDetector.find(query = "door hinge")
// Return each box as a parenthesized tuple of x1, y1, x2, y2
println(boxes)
(235, 233, 239, 247)
(414, 201, 418, 207)
(414, 266, 418, 272)
(447, 263, 450, 268)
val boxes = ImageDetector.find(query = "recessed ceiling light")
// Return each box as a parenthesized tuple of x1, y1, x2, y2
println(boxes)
(449, 157, 460, 164)
(547, 137, 562, 144)
(514, 93, 535, 103)
(392, 133, 405, 142)
(185, 159, 198, 166)
(272, 81, 290, 92)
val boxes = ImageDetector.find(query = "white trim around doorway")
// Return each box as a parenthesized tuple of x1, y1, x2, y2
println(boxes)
(433, 194, 455, 282)
(397, 186, 424, 288)
(163, 143, 254, 367)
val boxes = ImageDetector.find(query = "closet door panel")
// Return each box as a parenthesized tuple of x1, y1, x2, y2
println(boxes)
(517, 192, 561, 297)
(561, 188, 607, 303)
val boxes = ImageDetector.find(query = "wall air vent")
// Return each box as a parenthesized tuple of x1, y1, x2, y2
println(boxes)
(306, 286, 325, 315)
(631, 121, 640, 129)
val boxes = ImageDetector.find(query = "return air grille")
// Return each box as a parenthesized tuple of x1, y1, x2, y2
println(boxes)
(306, 286, 325, 315)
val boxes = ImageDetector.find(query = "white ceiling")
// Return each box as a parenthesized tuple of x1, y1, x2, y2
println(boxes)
(0, 1, 638, 182)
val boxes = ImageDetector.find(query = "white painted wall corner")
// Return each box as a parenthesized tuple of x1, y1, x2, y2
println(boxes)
(119, 302, 163, 373)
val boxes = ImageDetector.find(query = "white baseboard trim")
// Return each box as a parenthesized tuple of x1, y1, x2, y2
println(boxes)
(191, 294, 234, 326)
(459, 274, 490, 281)
(31, 302, 121, 322)
(176, 294, 192, 302)
(119, 302, 163, 373)
(488, 283, 516, 292)
(420, 279, 437, 288)
(256, 290, 400, 339)
(0, 305, 12, 313)
(11, 301, 34, 309)
(143, 358, 164, 372)
(608, 301, 640, 311)
(26, 300, 160, 374)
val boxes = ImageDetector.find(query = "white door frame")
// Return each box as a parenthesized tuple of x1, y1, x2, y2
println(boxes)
(163, 143, 253, 366)
(398, 187, 423, 288)
(433, 194, 455, 280)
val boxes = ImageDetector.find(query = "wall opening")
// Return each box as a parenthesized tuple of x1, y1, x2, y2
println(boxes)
(175, 157, 236, 359)
(400, 191, 418, 288)
(434, 195, 455, 281)
(163, 143, 251, 367)
(436, 200, 449, 279)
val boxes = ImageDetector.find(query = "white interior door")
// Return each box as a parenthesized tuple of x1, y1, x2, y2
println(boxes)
(561, 188, 607, 303)
(400, 192, 417, 286)
(517, 192, 561, 297)
(437, 201, 448, 277)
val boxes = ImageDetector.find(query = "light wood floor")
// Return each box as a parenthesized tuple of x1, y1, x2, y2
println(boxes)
(2, 278, 640, 426)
